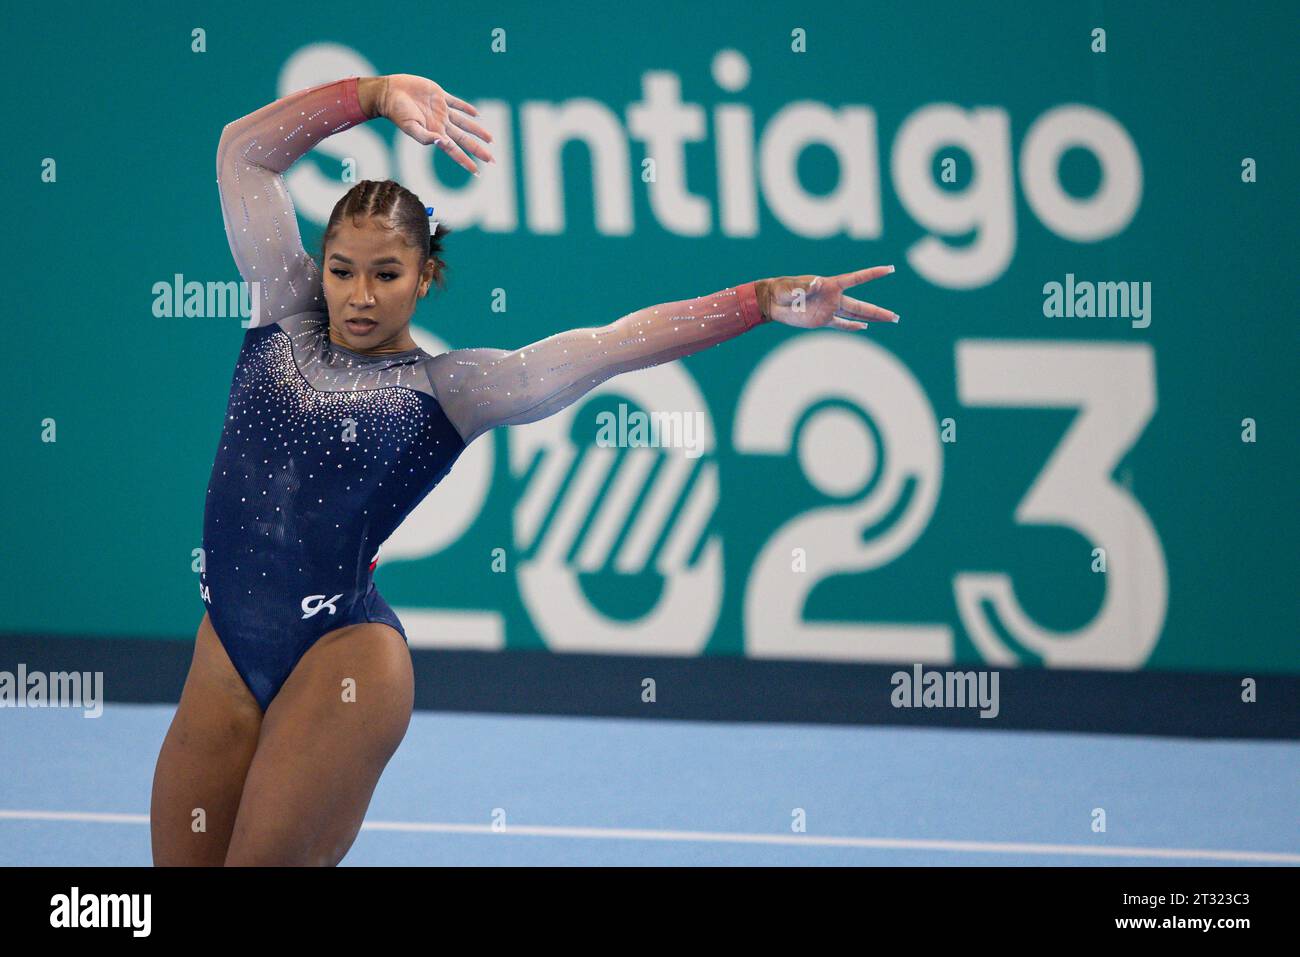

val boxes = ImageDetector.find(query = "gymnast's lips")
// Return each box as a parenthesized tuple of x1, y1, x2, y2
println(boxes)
(345, 318, 378, 332)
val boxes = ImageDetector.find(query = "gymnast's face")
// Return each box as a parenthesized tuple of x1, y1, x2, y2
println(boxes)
(323, 217, 434, 353)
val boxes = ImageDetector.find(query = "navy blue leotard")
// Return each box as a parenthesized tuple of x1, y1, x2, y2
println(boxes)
(201, 313, 467, 710)
(203, 76, 765, 711)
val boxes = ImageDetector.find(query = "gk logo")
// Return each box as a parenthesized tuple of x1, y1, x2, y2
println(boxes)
(301, 594, 344, 619)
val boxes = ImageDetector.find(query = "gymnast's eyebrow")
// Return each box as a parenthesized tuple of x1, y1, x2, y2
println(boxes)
(327, 253, 405, 266)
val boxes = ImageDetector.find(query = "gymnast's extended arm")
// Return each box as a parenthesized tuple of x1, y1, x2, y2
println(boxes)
(424, 268, 900, 446)
(424, 282, 769, 446)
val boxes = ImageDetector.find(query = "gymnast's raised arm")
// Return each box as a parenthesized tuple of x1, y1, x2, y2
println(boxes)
(215, 74, 491, 330)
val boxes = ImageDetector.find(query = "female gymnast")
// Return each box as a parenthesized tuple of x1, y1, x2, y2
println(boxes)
(149, 72, 899, 866)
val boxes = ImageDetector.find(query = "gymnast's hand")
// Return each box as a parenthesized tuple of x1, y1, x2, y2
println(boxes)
(756, 266, 899, 330)
(377, 73, 496, 175)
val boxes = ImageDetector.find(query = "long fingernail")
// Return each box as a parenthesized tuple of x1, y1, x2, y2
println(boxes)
(887, 265, 895, 273)
(892, 314, 901, 322)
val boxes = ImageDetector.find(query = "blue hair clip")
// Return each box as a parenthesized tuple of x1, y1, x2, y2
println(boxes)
(426, 206, 440, 234)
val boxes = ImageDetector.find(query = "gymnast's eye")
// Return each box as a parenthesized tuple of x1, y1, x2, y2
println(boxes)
(378, 272, 399, 281)
(330, 268, 351, 279)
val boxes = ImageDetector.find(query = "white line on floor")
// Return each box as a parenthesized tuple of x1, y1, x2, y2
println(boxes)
(2, 810, 1296, 863)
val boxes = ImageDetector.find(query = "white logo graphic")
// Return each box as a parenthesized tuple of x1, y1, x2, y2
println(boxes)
(301, 594, 344, 619)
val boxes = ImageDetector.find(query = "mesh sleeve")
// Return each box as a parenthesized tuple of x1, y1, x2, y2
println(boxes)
(215, 76, 368, 330)
(425, 281, 767, 445)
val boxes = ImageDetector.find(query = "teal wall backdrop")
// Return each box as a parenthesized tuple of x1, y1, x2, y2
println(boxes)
(4, 1, 1296, 673)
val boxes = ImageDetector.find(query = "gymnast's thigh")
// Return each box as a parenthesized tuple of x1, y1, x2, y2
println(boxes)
(224, 620, 414, 866)
(150, 612, 264, 866)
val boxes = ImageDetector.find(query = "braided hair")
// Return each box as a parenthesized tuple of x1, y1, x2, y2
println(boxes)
(320, 179, 451, 290)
